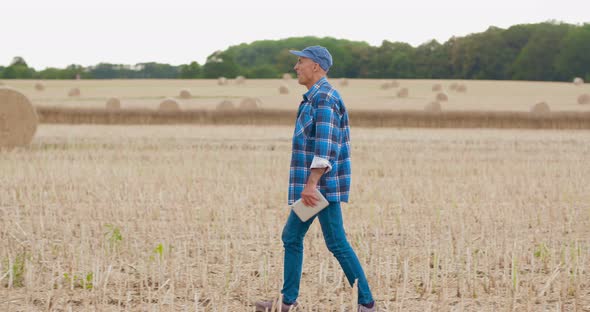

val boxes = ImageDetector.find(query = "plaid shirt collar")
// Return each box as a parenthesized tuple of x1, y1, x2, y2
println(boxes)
(302, 77, 329, 102)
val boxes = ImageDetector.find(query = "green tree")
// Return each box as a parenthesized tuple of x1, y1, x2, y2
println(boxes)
(512, 22, 572, 80)
(556, 23, 590, 81)
(179, 61, 201, 78)
(201, 51, 240, 78)
(2, 56, 35, 78)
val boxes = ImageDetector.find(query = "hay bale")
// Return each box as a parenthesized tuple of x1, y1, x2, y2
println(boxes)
(578, 94, 590, 105)
(282, 73, 292, 80)
(279, 84, 289, 95)
(432, 84, 442, 92)
(239, 97, 260, 110)
(339, 78, 349, 87)
(531, 102, 551, 115)
(573, 77, 584, 85)
(179, 89, 191, 99)
(216, 100, 235, 110)
(0, 87, 38, 149)
(68, 87, 80, 97)
(380, 80, 399, 90)
(235, 76, 246, 84)
(34, 82, 45, 91)
(449, 82, 459, 91)
(159, 98, 180, 111)
(397, 88, 409, 98)
(456, 84, 467, 93)
(425, 101, 442, 113)
(106, 97, 121, 110)
(217, 77, 228, 86)
(436, 92, 448, 102)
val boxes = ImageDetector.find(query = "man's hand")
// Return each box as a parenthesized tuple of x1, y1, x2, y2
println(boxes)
(301, 168, 326, 206)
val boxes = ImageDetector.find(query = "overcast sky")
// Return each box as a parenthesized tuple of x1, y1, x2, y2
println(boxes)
(2, 0, 588, 69)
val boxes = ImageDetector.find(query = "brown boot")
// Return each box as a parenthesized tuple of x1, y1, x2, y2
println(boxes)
(255, 299, 298, 311)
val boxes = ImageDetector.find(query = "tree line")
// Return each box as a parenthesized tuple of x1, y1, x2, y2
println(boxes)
(1, 22, 588, 82)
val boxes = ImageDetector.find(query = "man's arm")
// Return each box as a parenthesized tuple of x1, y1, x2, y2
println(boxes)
(300, 167, 327, 206)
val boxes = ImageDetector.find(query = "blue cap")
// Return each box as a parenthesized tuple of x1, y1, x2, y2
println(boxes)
(289, 46, 333, 72)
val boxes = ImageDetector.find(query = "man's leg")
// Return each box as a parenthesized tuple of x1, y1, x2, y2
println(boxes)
(281, 210, 315, 304)
(317, 202, 374, 305)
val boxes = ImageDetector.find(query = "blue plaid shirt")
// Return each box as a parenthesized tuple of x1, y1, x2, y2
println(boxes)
(288, 77, 351, 204)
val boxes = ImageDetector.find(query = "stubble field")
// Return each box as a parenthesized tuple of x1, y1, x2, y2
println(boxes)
(1, 124, 589, 311)
(3, 78, 590, 112)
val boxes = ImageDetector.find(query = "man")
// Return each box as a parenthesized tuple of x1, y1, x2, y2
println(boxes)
(255, 46, 376, 312)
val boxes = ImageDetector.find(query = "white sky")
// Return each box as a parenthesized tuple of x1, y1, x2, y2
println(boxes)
(1, 0, 588, 69)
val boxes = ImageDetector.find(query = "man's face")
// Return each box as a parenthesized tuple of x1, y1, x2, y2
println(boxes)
(293, 57, 318, 86)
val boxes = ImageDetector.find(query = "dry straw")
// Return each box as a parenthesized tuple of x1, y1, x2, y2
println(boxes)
(425, 101, 442, 112)
(239, 97, 261, 110)
(578, 94, 590, 105)
(179, 89, 191, 99)
(68, 87, 80, 97)
(573, 77, 584, 85)
(0, 87, 38, 149)
(436, 92, 448, 102)
(235, 76, 246, 85)
(531, 102, 551, 115)
(159, 98, 180, 111)
(397, 88, 409, 98)
(282, 73, 292, 80)
(432, 84, 442, 92)
(106, 97, 121, 110)
(217, 77, 228, 86)
(34, 82, 45, 91)
(216, 100, 235, 110)
(279, 84, 289, 95)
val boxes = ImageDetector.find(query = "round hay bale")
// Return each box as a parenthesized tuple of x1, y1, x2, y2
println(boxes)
(449, 82, 459, 91)
(179, 89, 191, 99)
(68, 87, 80, 97)
(159, 98, 180, 111)
(397, 88, 409, 98)
(235, 76, 246, 84)
(578, 94, 590, 105)
(279, 84, 289, 95)
(0, 87, 38, 149)
(34, 82, 45, 91)
(381, 80, 399, 90)
(425, 101, 442, 113)
(282, 73, 292, 80)
(239, 97, 260, 110)
(339, 78, 349, 87)
(217, 77, 228, 86)
(432, 84, 442, 92)
(573, 77, 584, 85)
(531, 102, 551, 115)
(216, 100, 235, 110)
(436, 92, 448, 102)
(456, 84, 467, 93)
(106, 97, 121, 110)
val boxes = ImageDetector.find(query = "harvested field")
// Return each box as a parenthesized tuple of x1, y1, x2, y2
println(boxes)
(4, 79, 589, 113)
(0, 125, 589, 311)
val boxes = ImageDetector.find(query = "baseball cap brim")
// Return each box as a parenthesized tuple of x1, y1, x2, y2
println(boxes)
(289, 50, 313, 59)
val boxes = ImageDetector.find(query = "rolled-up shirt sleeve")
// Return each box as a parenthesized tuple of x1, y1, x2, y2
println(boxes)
(310, 156, 332, 173)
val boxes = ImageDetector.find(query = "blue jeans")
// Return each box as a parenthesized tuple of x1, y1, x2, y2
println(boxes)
(281, 202, 373, 305)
